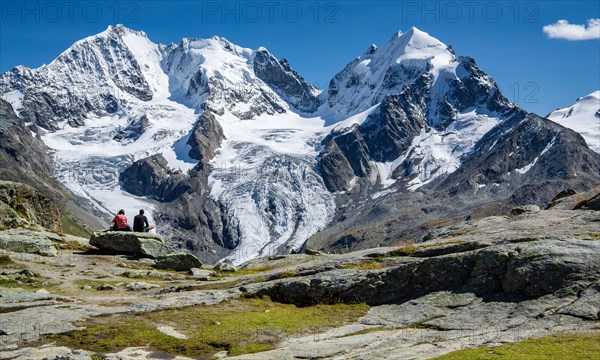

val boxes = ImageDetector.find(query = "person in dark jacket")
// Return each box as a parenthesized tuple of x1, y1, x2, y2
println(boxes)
(112, 209, 131, 231)
(133, 209, 155, 232)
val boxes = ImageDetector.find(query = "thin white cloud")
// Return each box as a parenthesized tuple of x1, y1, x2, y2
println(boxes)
(543, 18, 600, 41)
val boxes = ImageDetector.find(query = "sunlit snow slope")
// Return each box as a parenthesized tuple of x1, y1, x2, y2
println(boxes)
(547, 91, 600, 153)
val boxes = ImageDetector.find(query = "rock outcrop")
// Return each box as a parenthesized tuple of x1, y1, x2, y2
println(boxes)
(250, 238, 600, 306)
(186, 111, 225, 165)
(89, 231, 174, 258)
(113, 114, 150, 142)
(0, 181, 62, 233)
(119, 154, 191, 202)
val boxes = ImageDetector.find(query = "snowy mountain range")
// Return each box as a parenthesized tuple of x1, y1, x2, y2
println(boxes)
(1, 25, 599, 264)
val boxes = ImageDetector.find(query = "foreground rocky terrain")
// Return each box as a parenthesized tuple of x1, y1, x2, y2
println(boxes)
(1, 189, 598, 359)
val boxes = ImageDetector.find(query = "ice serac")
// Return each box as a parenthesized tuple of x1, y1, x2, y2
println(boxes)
(318, 27, 512, 193)
(547, 91, 600, 153)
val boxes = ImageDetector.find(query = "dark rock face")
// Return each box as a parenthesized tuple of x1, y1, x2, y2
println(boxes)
(0, 99, 53, 179)
(113, 115, 150, 142)
(187, 111, 225, 165)
(453, 56, 510, 113)
(119, 154, 191, 202)
(360, 93, 426, 163)
(318, 92, 426, 192)
(318, 141, 355, 192)
(253, 49, 321, 113)
(441, 113, 600, 205)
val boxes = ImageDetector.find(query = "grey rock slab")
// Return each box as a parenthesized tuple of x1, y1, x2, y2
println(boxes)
(90, 231, 174, 258)
(558, 283, 600, 320)
(190, 268, 214, 280)
(0, 229, 58, 257)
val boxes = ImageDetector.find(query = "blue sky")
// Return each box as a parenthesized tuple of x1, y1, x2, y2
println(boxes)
(1, 0, 598, 116)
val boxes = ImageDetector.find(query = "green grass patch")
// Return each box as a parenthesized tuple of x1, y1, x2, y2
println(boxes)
(577, 233, 600, 240)
(382, 240, 466, 258)
(433, 333, 600, 359)
(53, 240, 92, 252)
(42, 297, 369, 357)
(194, 278, 244, 290)
(61, 217, 93, 238)
(268, 269, 298, 280)
(342, 260, 387, 270)
(406, 314, 447, 329)
(0, 254, 14, 265)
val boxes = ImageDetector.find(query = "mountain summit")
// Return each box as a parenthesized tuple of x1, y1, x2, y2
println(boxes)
(547, 91, 600, 153)
(1, 25, 599, 263)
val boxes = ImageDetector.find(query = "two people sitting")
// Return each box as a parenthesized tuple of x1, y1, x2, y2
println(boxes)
(111, 209, 155, 232)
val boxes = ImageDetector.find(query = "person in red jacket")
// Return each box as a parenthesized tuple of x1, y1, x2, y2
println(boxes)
(111, 209, 131, 231)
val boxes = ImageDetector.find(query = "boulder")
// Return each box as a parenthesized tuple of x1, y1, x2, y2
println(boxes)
(190, 268, 213, 280)
(96, 284, 116, 291)
(154, 253, 203, 271)
(509, 205, 540, 216)
(214, 260, 237, 272)
(89, 231, 173, 259)
(125, 282, 159, 291)
(0, 229, 58, 256)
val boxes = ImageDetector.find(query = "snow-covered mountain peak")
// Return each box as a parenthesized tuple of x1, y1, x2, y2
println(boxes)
(322, 28, 460, 121)
(178, 35, 252, 59)
(382, 27, 455, 73)
(392, 26, 445, 47)
(66, 24, 149, 53)
(577, 90, 600, 103)
(547, 90, 600, 153)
